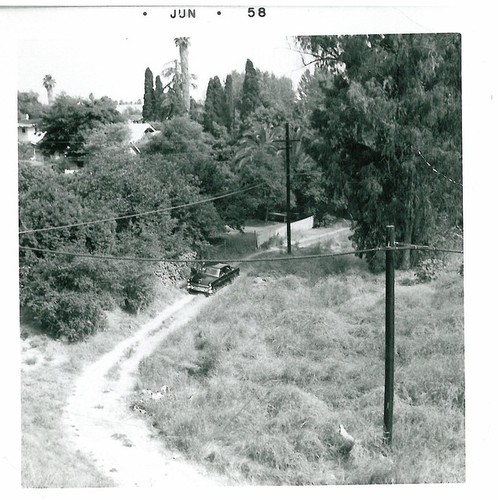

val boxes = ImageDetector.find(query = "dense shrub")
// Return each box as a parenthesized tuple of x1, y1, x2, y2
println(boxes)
(26, 290, 107, 342)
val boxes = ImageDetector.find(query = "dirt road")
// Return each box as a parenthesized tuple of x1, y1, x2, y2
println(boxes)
(63, 293, 226, 487)
(61, 225, 350, 487)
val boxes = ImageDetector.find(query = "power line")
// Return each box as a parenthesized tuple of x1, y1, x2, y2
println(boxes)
(19, 183, 264, 235)
(19, 246, 383, 263)
(395, 243, 463, 254)
(417, 151, 463, 187)
(19, 243, 463, 264)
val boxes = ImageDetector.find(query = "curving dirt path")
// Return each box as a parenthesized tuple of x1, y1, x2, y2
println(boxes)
(63, 293, 226, 487)
(61, 225, 350, 487)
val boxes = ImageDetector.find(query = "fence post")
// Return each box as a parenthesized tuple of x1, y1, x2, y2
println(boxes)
(384, 224, 395, 445)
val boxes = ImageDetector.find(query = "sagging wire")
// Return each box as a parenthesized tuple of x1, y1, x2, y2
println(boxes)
(18, 246, 385, 264)
(395, 241, 463, 254)
(19, 183, 265, 235)
(417, 151, 463, 187)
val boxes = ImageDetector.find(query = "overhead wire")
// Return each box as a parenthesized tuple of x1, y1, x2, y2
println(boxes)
(417, 151, 463, 187)
(394, 242, 463, 254)
(18, 243, 463, 264)
(18, 183, 265, 235)
(18, 246, 383, 263)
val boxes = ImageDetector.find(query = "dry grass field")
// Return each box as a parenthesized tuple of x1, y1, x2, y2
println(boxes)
(132, 248, 464, 485)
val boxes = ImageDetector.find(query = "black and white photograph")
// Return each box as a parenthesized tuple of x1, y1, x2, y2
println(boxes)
(2, 1, 496, 498)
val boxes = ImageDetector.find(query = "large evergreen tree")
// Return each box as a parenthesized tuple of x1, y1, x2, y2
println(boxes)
(154, 75, 165, 121)
(142, 67, 155, 122)
(298, 34, 462, 268)
(224, 74, 235, 134)
(203, 76, 229, 135)
(239, 59, 261, 125)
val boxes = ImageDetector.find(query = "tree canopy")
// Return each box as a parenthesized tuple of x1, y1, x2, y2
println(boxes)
(240, 59, 261, 125)
(142, 67, 155, 121)
(18, 91, 45, 121)
(298, 34, 462, 267)
(39, 94, 123, 164)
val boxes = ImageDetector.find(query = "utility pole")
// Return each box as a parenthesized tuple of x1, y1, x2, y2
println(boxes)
(285, 123, 291, 254)
(384, 225, 395, 445)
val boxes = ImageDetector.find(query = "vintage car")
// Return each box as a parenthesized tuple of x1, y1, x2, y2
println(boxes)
(187, 263, 240, 295)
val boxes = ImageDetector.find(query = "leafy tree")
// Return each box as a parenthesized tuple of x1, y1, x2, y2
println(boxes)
(258, 71, 296, 112)
(240, 59, 261, 125)
(142, 67, 155, 121)
(141, 117, 229, 242)
(298, 34, 462, 268)
(234, 123, 286, 220)
(18, 91, 45, 121)
(143, 117, 227, 196)
(188, 97, 204, 124)
(19, 147, 184, 339)
(81, 122, 130, 158)
(287, 128, 327, 219)
(39, 94, 123, 164)
(160, 61, 186, 119)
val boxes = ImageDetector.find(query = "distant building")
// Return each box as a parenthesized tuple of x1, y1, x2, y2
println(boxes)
(18, 118, 38, 143)
(127, 122, 159, 154)
(18, 115, 46, 161)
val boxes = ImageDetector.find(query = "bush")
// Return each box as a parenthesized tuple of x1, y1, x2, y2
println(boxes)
(415, 258, 445, 283)
(29, 290, 107, 342)
(120, 269, 156, 314)
(20, 253, 159, 339)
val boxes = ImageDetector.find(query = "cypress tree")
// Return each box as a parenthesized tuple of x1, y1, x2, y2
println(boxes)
(224, 74, 235, 133)
(142, 67, 155, 122)
(240, 59, 261, 124)
(203, 76, 228, 135)
(154, 75, 164, 120)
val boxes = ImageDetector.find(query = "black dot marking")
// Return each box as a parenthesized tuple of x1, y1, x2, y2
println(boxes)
(143, 11, 147, 16)
(217, 11, 221, 15)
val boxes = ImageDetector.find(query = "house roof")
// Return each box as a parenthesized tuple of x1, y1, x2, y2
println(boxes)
(30, 131, 46, 145)
(127, 122, 158, 143)
(18, 121, 36, 128)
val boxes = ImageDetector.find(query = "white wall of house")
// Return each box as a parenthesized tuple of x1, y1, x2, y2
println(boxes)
(18, 124, 37, 143)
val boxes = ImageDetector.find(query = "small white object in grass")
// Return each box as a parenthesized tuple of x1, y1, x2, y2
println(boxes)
(338, 424, 355, 450)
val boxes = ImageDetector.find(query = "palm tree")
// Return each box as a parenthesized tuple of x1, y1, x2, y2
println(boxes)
(234, 124, 280, 168)
(43, 74, 56, 104)
(234, 124, 285, 220)
(174, 37, 190, 112)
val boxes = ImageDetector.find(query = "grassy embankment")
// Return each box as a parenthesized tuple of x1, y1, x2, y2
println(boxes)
(21, 282, 181, 488)
(132, 242, 464, 485)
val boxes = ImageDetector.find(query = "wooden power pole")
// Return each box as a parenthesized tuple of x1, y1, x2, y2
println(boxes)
(285, 123, 291, 254)
(384, 224, 395, 445)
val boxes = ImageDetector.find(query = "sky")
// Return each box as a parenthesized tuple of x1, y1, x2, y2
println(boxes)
(18, 33, 311, 105)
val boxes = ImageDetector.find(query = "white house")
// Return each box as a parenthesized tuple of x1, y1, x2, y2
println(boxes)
(18, 116, 47, 161)
(127, 122, 159, 154)
(18, 119, 38, 143)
